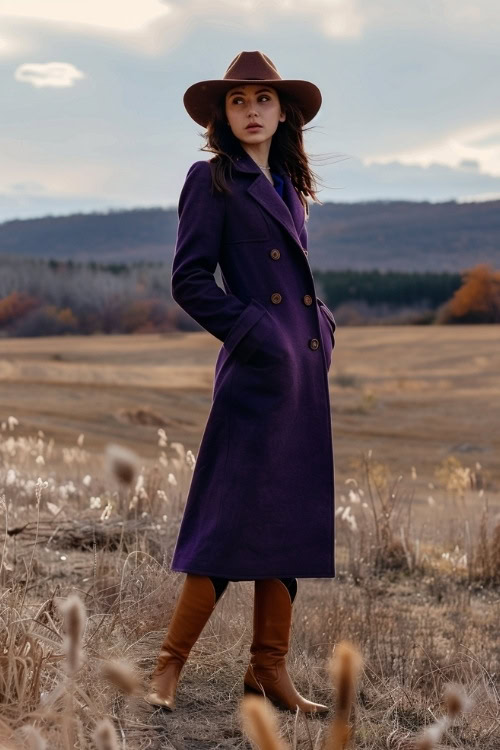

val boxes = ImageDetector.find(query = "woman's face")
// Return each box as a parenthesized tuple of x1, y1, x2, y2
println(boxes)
(225, 84, 285, 146)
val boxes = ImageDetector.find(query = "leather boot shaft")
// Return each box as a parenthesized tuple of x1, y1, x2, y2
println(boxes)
(145, 574, 218, 709)
(244, 578, 329, 714)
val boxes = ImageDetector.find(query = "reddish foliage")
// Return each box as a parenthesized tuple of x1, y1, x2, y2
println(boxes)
(0, 291, 39, 325)
(445, 263, 500, 322)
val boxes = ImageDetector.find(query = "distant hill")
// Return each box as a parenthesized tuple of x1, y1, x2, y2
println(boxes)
(0, 199, 498, 272)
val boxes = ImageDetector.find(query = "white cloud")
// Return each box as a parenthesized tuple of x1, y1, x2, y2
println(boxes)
(9, 181, 46, 194)
(2, 1, 498, 58)
(1, 0, 499, 219)
(0, 33, 35, 57)
(0, 0, 172, 33)
(0, 144, 112, 194)
(0, 0, 387, 48)
(322, 2, 365, 39)
(457, 191, 500, 202)
(14, 62, 86, 88)
(362, 119, 500, 178)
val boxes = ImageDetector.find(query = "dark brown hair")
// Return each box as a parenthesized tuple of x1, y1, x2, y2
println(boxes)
(196, 88, 325, 219)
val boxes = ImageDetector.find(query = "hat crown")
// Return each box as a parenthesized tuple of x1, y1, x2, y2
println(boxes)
(183, 51, 322, 127)
(223, 51, 282, 82)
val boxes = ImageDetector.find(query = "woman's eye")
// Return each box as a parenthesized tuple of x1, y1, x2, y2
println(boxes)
(232, 95, 270, 104)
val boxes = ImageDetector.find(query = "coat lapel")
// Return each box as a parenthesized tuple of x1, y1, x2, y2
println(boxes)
(231, 149, 305, 250)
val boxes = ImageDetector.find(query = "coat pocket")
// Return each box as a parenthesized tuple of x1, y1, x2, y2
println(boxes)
(317, 297, 336, 334)
(224, 298, 285, 365)
(317, 298, 336, 349)
(223, 298, 268, 362)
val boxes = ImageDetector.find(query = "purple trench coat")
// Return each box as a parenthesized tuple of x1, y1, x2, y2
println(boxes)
(169, 146, 337, 579)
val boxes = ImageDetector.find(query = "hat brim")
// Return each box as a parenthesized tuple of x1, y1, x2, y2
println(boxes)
(183, 79, 322, 128)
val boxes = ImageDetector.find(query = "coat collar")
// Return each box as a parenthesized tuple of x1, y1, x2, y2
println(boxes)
(229, 147, 306, 250)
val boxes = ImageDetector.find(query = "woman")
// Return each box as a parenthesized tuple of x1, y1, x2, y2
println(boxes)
(146, 51, 337, 715)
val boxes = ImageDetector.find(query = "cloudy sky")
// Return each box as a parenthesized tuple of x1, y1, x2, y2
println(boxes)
(1, 0, 499, 222)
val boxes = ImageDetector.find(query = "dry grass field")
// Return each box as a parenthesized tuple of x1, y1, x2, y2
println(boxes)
(0, 325, 499, 749)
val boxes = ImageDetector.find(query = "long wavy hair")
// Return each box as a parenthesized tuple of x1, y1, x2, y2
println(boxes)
(197, 88, 325, 220)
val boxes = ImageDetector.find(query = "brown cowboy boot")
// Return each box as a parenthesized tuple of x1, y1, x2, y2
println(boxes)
(145, 574, 220, 709)
(243, 578, 329, 714)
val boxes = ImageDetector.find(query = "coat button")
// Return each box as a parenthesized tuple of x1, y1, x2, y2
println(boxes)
(303, 294, 313, 305)
(271, 292, 282, 304)
(309, 338, 320, 350)
(301, 247, 308, 256)
(270, 248, 281, 260)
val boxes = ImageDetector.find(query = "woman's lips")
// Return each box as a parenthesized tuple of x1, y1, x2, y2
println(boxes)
(246, 125, 262, 130)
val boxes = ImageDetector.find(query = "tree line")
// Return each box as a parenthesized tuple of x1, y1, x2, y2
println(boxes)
(0, 256, 498, 337)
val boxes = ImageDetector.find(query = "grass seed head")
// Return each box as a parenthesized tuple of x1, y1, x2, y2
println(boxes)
(101, 659, 142, 695)
(443, 682, 469, 718)
(328, 641, 363, 716)
(58, 593, 86, 674)
(240, 694, 289, 750)
(93, 718, 119, 750)
(415, 716, 449, 749)
(20, 725, 47, 750)
(105, 443, 140, 486)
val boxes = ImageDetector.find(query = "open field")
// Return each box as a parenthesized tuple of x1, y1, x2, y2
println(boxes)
(1, 324, 500, 478)
(0, 325, 499, 749)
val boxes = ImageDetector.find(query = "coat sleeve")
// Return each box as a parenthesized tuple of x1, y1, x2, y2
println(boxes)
(171, 160, 268, 359)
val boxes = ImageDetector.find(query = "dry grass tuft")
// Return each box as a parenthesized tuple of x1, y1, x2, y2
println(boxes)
(322, 641, 363, 750)
(93, 718, 120, 750)
(443, 681, 470, 719)
(240, 694, 289, 750)
(58, 594, 86, 675)
(490, 517, 500, 584)
(239, 642, 365, 750)
(414, 681, 472, 749)
(20, 724, 47, 750)
(100, 658, 142, 696)
(105, 443, 140, 487)
(0, 418, 497, 749)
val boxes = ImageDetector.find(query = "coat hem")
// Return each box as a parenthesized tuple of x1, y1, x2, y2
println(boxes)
(170, 565, 336, 579)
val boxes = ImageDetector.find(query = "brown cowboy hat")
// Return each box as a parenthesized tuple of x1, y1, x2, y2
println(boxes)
(183, 50, 322, 128)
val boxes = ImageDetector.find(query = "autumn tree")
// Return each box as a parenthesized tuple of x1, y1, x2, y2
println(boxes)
(0, 291, 39, 327)
(438, 263, 500, 323)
